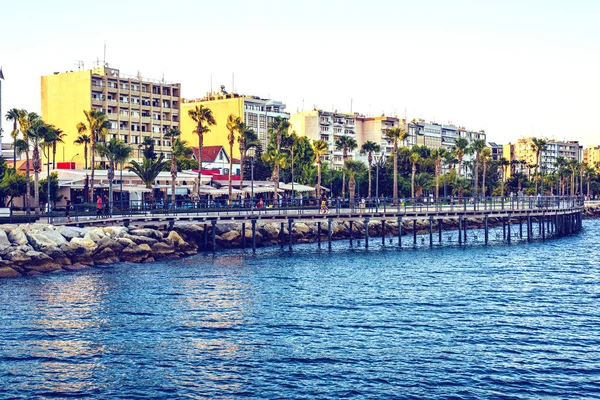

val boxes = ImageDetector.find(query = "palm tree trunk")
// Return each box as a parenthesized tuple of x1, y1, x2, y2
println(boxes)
(393, 147, 398, 201)
(197, 130, 203, 198)
(171, 153, 177, 209)
(273, 163, 280, 204)
(474, 161, 479, 199)
(239, 141, 245, 192)
(411, 165, 416, 199)
(482, 162, 487, 198)
(84, 144, 88, 170)
(90, 134, 96, 203)
(228, 141, 234, 201)
(25, 150, 30, 217)
(435, 162, 440, 200)
(108, 163, 114, 216)
(317, 161, 322, 197)
(52, 143, 57, 169)
(367, 163, 372, 199)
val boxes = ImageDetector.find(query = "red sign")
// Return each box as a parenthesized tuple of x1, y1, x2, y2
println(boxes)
(57, 162, 76, 170)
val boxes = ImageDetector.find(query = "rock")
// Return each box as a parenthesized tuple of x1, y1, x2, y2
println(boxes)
(23, 251, 61, 272)
(143, 257, 156, 263)
(260, 223, 280, 240)
(120, 244, 151, 263)
(61, 238, 96, 265)
(63, 263, 90, 271)
(25, 229, 67, 251)
(0, 230, 10, 250)
(217, 230, 241, 248)
(130, 228, 163, 241)
(95, 247, 119, 264)
(58, 226, 87, 239)
(116, 237, 136, 248)
(5, 249, 31, 265)
(69, 237, 98, 253)
(100, 226, 129, 238)
(124, 234, 157, 246)
(165, 231, 186, 247)
(174, 224, 204, 243)
(44, 247, 71, 266)
(0, 267, 21, 278)
(83, 228, 107, 242)
(7, 228, 29, 246)
(215, 224, 239, 236)
(151, 242, 175, 258)
(96, 237, 124, 254)
(294, 223, 310, 235)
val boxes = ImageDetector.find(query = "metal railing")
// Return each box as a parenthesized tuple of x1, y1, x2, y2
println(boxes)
(41, 195, 584, 225)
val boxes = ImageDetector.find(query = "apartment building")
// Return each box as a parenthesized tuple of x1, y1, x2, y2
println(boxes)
(503, 137, 582, 177)
(180, 86, 289, 159)
(583, 146, 600, 168)
(488, 142, 503, 162)
(41, 66, 181, 167)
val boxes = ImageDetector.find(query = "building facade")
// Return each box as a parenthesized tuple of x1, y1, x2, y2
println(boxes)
(180, 86, 289, 158)
(583, 146, 600, 168)
(41, 66, 181, 168)
(503, 137, 583, 177)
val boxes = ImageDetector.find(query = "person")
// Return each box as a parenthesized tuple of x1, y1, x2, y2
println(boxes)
(103, 196, 110, 218)
(360, 197, 366, 213)
(257, 198, 264, 209)
(320, 193, 329, 214)
(96, 195, 103, 219)
(65, 199, 72, 223)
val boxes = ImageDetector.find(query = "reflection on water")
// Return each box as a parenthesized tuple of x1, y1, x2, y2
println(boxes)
(1, 221, 600, 398)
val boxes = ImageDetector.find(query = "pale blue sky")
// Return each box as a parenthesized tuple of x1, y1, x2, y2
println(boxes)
(2, 0, 600, 145)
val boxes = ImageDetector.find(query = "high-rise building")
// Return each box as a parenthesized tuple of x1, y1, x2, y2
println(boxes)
(503, 137, 582, 177)
(488, 142, 503, 162)
(583, 145, 600, 168)
(180, 86, 289, 160)
(41, 66, 181, 168)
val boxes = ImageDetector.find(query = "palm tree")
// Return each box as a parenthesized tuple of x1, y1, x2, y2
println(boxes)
(77, 109, 111, 202)
(530, 138, 547, 195)
(499, 157, 510, 197)
(237, 122, 258, 193)
(433, 148, 447, 200)
(188, 105, 216, 197)
(50, 127, 66, 169)
(335, 136, 358, 199)
(583, 163, 595, 197)
(96, 138, 132, 215)
(453, 177, 470, 198)
(226, 114, 241, 201)
(74, 131, 91, 170)
(17, 110, 39, 216)
(344, 160, 366, 205)
(469, 139, 487, 199)
(567, 159, 578, 196)
(414, 173, 433, 198)
(127, 154, 168, 201)
(360, 141, 381, 199)
(29, 119, 51, 215)
(384, 127, 408, 201)
(312, 139, 329, 197)
(454, 138, 469, 177)
(480, 147, 491, 198)
(410, 152, 420, 199)
(262, 148, 288, 202)
(5, 108, 20, 172)
(268, 116, 291, 201)
(164, 128, 181, 208)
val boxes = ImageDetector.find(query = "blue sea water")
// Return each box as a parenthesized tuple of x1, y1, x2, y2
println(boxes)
(1, 220, 600, 399)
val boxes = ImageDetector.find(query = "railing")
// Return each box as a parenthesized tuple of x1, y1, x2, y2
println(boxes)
(43, 195, 585, 225)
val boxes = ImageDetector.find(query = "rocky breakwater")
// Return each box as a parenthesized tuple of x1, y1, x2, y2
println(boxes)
(0, 224, 198, 279)
(584, 203, 600, 219)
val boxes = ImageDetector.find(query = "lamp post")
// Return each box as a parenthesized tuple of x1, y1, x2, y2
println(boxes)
(70, 153, 79, 162)
(329, 149, 333, 196)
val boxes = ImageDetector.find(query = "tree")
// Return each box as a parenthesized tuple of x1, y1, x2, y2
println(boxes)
(268, 116, 291, 201)
(499, 157, 510, 197)
(480, 147, 491, 198)
(384, 127, 408, 201)
(17, 110, 39, 216)
(77, 109, 110, 202)
(39, 172, 63, 207)
(74, 131, 91, 169)
(0, 169, 27, 207)
(50, 127, 66, 169)
(127, 154, 168, 201)
(531, 138, 547, 195)
(453, 177, 470, 198)
(432, 148, 447, 200)
(188, 105, 216, 197)
(361, 140, 381, 199)
(410, 152, 420, 199)
(97, 138, 132, 214)
(335, 135, 358, 198)
(567, 159, 578, 196)
(237, 122, 258, 192)
(29, 118, 52, 215)
(454, 138, 469, 177)
(5, 108, 20, 173)
(226, 114, 241, 200)
(345, 160, 367, 204)
(164, 128, 181, 208)
(313, 139, 329, 197)
(414, 172, 432, 198)
(141, 136, 156, 160)
(469, 139, 487, 199)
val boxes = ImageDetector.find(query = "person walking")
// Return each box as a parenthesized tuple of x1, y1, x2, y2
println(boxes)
(65, 199, 72, 223)
(320, 193, 329, 214)
(96, 195, 103, 220)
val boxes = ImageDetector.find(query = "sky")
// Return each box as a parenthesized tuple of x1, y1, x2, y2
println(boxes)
(1, 0, 600, 146)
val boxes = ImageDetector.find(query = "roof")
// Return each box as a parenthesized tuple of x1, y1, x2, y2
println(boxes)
(6, 159, 33, 172)
(191, 145, 227, 163)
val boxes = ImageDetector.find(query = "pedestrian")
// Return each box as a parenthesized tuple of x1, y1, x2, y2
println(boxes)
(65, 199, 72, 223)
(360, 197, 366, 213)
(320, 193, 329, 214)
(96, 195, 103, 219)
(103, 196, 110, 218)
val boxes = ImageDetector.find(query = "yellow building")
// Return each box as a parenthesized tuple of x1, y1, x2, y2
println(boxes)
(180, 87, 289, 161)
(583, 146, 600, 169)
(41, 66, 181, 168)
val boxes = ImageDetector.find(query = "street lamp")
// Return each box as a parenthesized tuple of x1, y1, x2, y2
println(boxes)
(70, 153, 79, 162)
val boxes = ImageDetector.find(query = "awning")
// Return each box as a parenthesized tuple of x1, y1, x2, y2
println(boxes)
(242, 186, 283, 193)
(279, 183, 317, 192)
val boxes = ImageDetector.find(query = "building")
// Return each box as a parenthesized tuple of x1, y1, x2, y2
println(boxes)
(583, 146, 600, 168)
(41, 66, 181, 168)
(488, 142, 503, 162)
(503, 137, 583, 177)
(180, 86, 289, 157)
(190, 145, 240, 175)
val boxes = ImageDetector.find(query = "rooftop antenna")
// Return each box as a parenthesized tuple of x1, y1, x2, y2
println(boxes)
(75, 60, 84, 70)
(210, 75, 213, 93)
(350, 98, 353, 113)
(103, 41, 106, 66)
(232, 72, 235, 94)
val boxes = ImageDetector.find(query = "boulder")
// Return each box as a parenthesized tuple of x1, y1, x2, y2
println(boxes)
(0, 267, 21, 278)
(130, 228, 163, 241)
(44, 247, 71, 266)
(22, 251, 61, 272)
(4, 249, 31, 265)
(0, 230, 11, 250)
(151, 242, 175, 258)
(124, 234, 157, 246)
(69, 237, 98, 253)
(7, 228, 29, 246)
(95, 247, 119, 264)
(215, 223, 240, 236)
(25, 229, 68, 251)
(174, 224, 204, 243)
(83, 228, 107, 242)
(100, 226, 129, 239)
(260, 223, 280, 240)
(58, 226, 87, 239)
(165, 231, 186, 247)
(63, 263, 90, 272)
(217, 230, 241, 248)
(294, 223, 310, 235)
(116, 237, 136, 248)
(96, 237, 124, 254)
(120, 244, 151, 263)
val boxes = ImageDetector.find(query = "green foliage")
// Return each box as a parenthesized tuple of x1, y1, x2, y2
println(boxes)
(39, 172, 63, 205)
